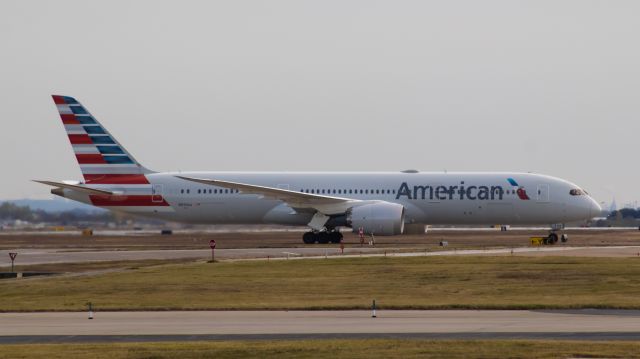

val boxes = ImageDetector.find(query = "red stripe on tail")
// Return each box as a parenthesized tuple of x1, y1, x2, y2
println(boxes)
(83, 174, 150, 184)
(68, 134, 92, 144)
(60, 114, 80, 124)
(52, 95, 66, 104)
(76, 154, 106, 164)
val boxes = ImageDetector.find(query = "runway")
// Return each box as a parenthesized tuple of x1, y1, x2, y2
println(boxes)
(4, 245, 640, 267)
(3, 310, 640, 343)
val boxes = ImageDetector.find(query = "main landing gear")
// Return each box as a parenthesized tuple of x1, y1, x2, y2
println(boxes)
(302, 230, 343, 244)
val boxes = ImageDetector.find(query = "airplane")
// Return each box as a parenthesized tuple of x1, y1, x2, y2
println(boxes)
(36, 95, 602, 244)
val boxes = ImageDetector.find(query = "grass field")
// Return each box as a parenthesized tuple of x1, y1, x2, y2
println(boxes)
(3, 256, 640, 311)
(1, 340, 640, 359)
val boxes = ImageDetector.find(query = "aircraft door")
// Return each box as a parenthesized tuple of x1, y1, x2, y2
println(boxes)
(537, 184, 550, 203)
(152, 184, 164, 203)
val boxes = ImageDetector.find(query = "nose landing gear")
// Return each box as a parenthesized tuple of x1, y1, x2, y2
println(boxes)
(544, 232, 568, 245)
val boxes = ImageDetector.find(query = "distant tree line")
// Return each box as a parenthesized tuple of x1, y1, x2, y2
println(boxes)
(608, 208, 640, 220)
(0, 202, 117, 224)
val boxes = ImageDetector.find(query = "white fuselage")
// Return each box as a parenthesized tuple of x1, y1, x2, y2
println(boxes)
(61, 171, 600, 227)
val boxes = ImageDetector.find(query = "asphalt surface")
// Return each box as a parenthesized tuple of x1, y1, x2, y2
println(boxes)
(5, 332, 640, 343)
(0, 247, 382, 266)
(3, 310, 640, 343)
(4, 245, 640, 267)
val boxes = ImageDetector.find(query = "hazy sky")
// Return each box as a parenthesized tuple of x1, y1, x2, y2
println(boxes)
(1, 1, 638, 205)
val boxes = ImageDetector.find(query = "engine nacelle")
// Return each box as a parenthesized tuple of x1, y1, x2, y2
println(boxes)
(347, 202, 405, 236)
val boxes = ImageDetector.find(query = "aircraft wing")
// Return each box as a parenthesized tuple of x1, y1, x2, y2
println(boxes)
(33, 180, 114, 196)
(175, 176, 360, 215)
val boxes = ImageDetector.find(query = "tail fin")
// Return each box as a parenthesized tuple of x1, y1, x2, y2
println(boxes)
(52, 95, 154, 184)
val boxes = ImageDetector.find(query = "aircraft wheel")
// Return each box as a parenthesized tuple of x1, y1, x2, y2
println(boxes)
(329, 232, 343, 244)
(302, 232, 317, 244)
(561, 234, 568, 243)
(317, 232, 330, 244)
(548, 233, 558, 244)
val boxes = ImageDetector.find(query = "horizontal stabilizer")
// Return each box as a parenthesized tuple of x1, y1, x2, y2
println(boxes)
(33, 180, 114, 196)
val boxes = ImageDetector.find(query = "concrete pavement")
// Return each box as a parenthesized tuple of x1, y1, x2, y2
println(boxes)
(2, 310, 640, 336)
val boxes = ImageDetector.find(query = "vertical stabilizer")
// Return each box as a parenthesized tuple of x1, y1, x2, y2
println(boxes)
(52, 95, 153, 184)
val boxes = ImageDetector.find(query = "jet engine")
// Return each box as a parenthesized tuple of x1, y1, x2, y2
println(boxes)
(347, 202, 405, 236)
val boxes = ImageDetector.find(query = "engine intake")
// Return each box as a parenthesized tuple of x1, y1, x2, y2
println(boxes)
(347, 202, 405, 236)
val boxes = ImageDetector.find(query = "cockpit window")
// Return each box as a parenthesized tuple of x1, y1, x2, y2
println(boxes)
(570, 189, 585, 196)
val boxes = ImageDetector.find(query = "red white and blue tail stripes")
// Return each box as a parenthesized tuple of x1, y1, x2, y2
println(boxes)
(52, 95, 151, 184)
(52, 95, 169, 208)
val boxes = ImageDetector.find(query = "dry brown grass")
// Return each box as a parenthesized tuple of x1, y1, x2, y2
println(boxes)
(1, 339, 640, 359)
(3, 256, 640, 311)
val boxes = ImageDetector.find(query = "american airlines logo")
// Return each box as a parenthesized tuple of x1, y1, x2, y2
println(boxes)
(396, 178, 529, 201)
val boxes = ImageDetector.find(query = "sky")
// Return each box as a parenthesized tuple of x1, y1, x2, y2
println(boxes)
(1, 1, 638, 206)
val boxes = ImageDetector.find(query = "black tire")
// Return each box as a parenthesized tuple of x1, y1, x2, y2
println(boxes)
(302, 232, 317, 244)
(317, 232, 330, 244)
(548, 233, 558, 244)
(329, 232, 343, 244)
